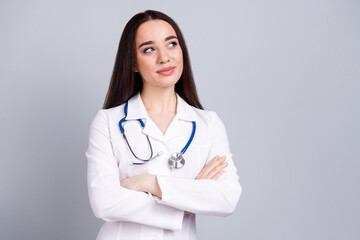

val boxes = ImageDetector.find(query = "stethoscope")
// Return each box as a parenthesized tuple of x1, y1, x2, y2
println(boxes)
(119, 101, 196, 169)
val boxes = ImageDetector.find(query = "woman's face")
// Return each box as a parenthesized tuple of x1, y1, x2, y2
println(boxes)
(135, 20, 183, 89)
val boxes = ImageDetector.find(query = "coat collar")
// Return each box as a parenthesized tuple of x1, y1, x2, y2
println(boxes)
(125, 92, 198, 122)
(125, 92, 148, 120)
(124, 92, 198, 142)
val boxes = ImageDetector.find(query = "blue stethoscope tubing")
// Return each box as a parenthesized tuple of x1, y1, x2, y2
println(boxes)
(119, 101, 196, 168)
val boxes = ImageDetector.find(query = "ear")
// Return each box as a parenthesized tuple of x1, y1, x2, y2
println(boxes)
(133, 65, 138, 72)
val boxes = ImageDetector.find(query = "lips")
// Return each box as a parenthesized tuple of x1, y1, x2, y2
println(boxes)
(156, 66, 175, 76)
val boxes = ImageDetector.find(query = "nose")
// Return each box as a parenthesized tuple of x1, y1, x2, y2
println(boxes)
(157, 47, 170, 64)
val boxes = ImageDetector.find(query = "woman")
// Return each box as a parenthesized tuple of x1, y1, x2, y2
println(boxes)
(86, 10, 242, 240)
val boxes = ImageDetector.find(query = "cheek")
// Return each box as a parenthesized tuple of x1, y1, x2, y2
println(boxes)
(137, 57, 154, 74)
(172, 49, 183, 67)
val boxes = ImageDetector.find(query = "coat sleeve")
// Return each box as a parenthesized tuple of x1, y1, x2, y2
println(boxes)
(155, 112, 242, 216)
(86, 110, 184, 230)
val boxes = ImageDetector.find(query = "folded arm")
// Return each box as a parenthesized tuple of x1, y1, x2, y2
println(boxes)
(122, 112, 242, 216)
(86, 110, 184, 230)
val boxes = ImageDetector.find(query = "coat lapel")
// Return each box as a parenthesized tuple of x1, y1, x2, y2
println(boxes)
(142, 118, 166, 142)
(164, 115, 181, 141)
(124, 92, 198, 143)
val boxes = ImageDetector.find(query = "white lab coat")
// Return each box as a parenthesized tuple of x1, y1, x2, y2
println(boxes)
(86, 92, 242, 240)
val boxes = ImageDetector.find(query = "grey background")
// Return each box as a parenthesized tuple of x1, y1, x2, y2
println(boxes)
(1, 0, 359, 239)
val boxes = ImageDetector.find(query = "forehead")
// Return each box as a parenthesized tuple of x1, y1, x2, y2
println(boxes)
(136, 20, 177, 45)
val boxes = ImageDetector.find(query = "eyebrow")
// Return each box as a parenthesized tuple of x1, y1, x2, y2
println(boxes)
(138, 36, 178, 49)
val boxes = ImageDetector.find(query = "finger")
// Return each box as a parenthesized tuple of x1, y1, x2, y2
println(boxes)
(208, 160, 228, 179)
(195, 162, 210, 179)
(203, 155, 220, 168)
(196, 156, 220, 179)
(202, 156, 226, 177)
(195, 167, 208, 179)
(212, 170, 225, 181)
(202, 156, 226, 178)
(120, 178, 130, 188)
(195, 170, 204, 179)
(196, 155, 227, 179)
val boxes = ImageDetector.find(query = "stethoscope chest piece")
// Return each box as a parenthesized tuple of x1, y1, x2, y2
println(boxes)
(168, 152, 185, 169)
(120, 101, 196, 168)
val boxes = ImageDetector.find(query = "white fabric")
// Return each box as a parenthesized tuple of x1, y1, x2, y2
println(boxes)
(86, 92, 242, 240)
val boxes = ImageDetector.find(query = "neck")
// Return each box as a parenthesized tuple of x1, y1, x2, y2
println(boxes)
(140, 86, 177, 115)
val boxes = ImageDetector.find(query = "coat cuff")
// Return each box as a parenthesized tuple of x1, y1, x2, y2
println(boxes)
(156, 175, 173, 205)
(149, 193, 185, 231)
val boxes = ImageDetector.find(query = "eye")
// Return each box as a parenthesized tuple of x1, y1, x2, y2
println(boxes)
(168, 41, 178, 48)
(143, 47, 154, 53)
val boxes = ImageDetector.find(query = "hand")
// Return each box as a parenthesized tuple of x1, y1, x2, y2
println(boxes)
(184, 156, 227, 216)
(195, 155, 227, 180)
(120, 174, 148, 192)
(120, 174, 162, 199)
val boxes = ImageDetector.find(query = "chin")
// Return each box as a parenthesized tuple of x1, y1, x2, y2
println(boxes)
(143, 73, 181, 89)
(159, 81, 178, 89)
(158, 75, 181, 87)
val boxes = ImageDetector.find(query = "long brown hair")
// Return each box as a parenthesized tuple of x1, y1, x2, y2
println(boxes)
(103, 10, 203, 110)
